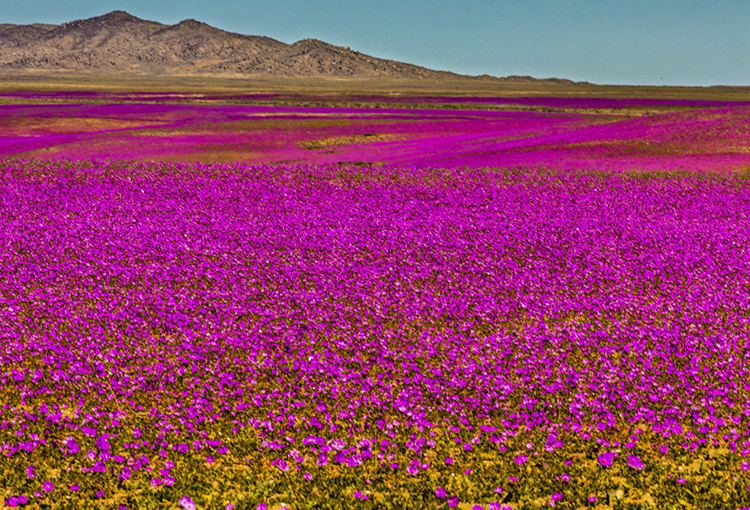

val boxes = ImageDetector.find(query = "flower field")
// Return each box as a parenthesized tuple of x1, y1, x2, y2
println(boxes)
(3, 156, 750, 509)
(2, 94, 750, 172)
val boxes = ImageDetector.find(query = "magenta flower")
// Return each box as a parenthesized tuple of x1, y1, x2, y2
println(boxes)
(26, 465, 35, 479)
(42, 481, 54, 493)
(598, 452, 617, 467)
(70, 485, 80, 492)
(435, 487, 447, 498)
(445, 456, 454, 465)
(448, 497, 459, 508)
(627, 455, 645, 470)
(180, 497, 197, 510)
(514, 455, 528, 465)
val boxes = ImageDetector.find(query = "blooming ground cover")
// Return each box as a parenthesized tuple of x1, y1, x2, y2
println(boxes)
(2, 95, 750, 172)
(3, 159, 750, 509)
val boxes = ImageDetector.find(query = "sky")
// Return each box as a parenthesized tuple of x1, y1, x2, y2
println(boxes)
(4, 0, 750, 86)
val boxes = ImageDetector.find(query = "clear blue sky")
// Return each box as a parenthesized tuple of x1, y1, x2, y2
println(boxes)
(5, 0, 750, 86)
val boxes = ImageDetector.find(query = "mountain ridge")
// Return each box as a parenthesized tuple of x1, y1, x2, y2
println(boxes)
(0, 11, 578, 82)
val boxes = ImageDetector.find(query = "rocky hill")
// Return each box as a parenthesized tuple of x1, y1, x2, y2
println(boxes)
(0, 11, 467, 78)
(0, 11, 582, 83)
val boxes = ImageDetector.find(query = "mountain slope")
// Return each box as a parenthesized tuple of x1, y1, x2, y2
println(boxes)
(0, 11, 465, 79)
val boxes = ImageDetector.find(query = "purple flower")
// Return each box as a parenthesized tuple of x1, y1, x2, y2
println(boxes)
(151, 478, 163, 487)
(598, 452, 617, 467)
(445, 456, 454, 465)
(353, 491, 369, 500)
(70, 485, 80, 492)
(256, 504, 267, 510)
(448, 497, 459, 508)
(303, 472, 312, 481)
(42, 481, 54, 493)
(406, 464, 419, 476)
(226, 505, 234, 510)
(65, 438, 80, 455)
(514, 455, 528, 465)
(435, 487, 447, 498)
(179, 497, 197, 510)
(627, 455, 645, 470)
(551, 493, 563, 502)
(26, 465, 35, 479)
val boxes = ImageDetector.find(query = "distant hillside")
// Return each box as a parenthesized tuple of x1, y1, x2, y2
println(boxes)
(0, 11, 577, 82)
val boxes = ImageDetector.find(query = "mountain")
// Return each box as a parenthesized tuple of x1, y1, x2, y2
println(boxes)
(0, 11, 579, 82)
(0, 11, 465, 79)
